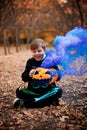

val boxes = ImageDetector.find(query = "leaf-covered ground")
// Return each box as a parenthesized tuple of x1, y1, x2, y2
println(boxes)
(0, 47, 87, 130)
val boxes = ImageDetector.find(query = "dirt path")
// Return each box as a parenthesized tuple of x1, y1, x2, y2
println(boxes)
(0, 48, 87, 130)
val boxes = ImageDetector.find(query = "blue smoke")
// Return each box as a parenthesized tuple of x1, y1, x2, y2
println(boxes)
(41, 27, 87, 76)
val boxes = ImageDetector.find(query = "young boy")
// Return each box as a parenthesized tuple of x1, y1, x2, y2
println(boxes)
(14, 38, 62, 108)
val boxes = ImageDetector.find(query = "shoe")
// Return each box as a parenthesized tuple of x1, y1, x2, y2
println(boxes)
(13, 98, 24, 108)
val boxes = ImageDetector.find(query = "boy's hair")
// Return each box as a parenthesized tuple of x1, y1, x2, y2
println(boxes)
(30, 38, 46, 50)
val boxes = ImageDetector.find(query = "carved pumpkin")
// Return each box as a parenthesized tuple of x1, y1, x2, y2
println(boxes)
(32, 67, 59, 84)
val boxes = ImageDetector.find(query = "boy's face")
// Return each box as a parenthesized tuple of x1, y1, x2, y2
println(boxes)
(31, 46, 45, 61)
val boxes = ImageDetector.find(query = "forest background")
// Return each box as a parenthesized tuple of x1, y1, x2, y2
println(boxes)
(0, 0, 87, 130)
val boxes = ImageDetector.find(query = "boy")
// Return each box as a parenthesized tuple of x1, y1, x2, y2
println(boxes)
(14, 38, 62, 108)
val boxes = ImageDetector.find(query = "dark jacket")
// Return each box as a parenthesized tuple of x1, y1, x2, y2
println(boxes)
(21, 57, 60, 95)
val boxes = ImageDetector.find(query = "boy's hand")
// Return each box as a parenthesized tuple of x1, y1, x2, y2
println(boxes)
(29, 69, 36, 77)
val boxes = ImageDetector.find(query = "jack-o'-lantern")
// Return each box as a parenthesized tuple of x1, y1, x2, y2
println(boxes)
(32, 67, 59, 84)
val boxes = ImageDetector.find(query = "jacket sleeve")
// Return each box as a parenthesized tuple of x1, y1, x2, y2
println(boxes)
(21, 60, 32, 82)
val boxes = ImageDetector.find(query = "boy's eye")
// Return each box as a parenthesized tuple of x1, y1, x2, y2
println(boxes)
(32, 51, 36, 53)
(38, 50, 41, 52)
(32, 50, 41, 53)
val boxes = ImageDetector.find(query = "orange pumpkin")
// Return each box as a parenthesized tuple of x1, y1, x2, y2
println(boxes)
(32, 67, 59, 84)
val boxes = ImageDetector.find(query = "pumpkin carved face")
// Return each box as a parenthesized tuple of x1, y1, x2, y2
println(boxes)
(32, 67, 58, 84)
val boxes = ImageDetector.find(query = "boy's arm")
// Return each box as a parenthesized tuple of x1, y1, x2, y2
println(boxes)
(21, 60, 32, 82)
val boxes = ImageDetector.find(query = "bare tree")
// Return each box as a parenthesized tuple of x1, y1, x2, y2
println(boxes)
(76, 0, 83, 27)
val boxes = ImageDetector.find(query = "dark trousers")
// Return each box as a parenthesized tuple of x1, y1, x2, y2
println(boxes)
(16, 87, 62, 108)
